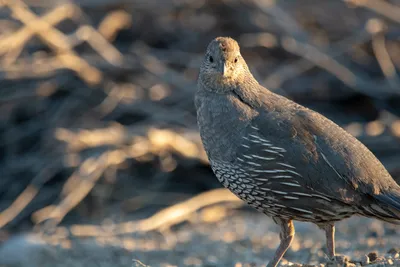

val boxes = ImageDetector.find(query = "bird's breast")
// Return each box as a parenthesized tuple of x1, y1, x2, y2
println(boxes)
(195, 91, 258, 162)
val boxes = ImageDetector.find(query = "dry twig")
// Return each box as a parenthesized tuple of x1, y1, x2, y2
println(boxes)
(5, 0, 102, 84)
(69, 188, 241, 237)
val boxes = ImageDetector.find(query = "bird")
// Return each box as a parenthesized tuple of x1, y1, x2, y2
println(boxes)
(195, 36, 400, 267)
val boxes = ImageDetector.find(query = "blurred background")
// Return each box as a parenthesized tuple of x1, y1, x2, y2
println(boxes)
(0, 0, 400, 266)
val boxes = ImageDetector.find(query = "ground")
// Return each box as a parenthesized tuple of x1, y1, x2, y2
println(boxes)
(0, 207, 399, 267)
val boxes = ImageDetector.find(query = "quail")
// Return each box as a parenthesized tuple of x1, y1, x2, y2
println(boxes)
(195, 37, 400, 267)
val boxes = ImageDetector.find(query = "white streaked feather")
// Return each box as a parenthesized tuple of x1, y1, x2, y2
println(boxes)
(251, 154, 275, 161)
(285, 169, 303, 177)
(259, 187, 271, 192)
(291, 207, 313, 214)
(270, 146, 286, 152)
(269, 175, 293, 179)
(253, 169, 287, 173)
(261, 142, 273, 147)
(292, 192, 312, 197)
(258, 137, 271, 143)
(254, 177, 269, 182)
(312, 194, 332, 202)
(262, 149, 283, 155)
(283, 196, 299, 200)
(280, 182, 301, 187)
(271, 190, 288, 195)
(263, 150, 284, 158)
(248, 134, 260, 139)
(276, 162, 296, 169)
(321, 152, 345, 181)
(247, 161, 262, 167)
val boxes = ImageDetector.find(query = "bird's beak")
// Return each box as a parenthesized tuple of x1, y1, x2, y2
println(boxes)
(222, 63, 228, 77)
(220, 62, 229, 77)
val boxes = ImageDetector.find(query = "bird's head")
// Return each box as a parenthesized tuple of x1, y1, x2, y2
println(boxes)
(199, 37, 252, 93)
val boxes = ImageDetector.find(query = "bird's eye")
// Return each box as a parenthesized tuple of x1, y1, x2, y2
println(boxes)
(234, 57, 238, 63)
(209, 56, 214, 63)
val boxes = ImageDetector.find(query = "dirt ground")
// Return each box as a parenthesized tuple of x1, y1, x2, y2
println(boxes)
(125, 210, 400, 267)
(1, 207, 399, 267)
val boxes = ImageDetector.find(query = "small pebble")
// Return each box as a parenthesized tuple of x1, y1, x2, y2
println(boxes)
(387, 248, 400, 255)
(359, 255, 369, 266)
(367, 252, 378, 262)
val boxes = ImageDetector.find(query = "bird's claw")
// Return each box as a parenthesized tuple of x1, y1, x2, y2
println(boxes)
(326, 255, 350, 267)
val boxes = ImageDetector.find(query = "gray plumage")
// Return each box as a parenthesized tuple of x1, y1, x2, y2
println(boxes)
(195, 37, 400, 267)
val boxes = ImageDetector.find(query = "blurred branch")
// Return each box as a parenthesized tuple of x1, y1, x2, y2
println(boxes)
(264, 30, 373, 89)
(0, 2, 132, 86)
(5, 0, 102, 85)
(69, 188, 242, 237)
(0, 163, 60, 229)
(74, 26, 124, 66)
(0, 3, 78, 59)
(54, 126, 207, 162)
(27, 125, 207, 226)
(0, 53, 138, 80)
(368, 19, 400, 89)
(132, 188, 241, 232)
(345, 0, 400, 24)
(34, 151, 125, 225)
(280, 35, 400, 98)
(97, 10, 132, 41)
(121, 192, 191, 212)
(253, 0, 309, 42)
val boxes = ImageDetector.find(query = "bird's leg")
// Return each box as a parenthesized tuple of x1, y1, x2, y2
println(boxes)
(322, 224, 349, 265)
(323, 224, 335, 259)
(268, 218, 295, 267)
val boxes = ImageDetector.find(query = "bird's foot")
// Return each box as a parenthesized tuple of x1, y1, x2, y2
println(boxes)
(326, 255, 350, 267)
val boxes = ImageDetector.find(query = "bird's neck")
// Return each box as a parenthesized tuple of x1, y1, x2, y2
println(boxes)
(232, 75, 264, 109)
(198, 72, 265, 109)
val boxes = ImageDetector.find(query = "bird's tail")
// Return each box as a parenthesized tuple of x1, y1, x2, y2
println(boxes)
(369, 190, 400, 224)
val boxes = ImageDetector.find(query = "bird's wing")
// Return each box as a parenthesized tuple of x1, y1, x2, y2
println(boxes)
(232, 105, 400, 222)
(288, 108, 400, 221)
(289, 108, 397, 193)
(234, 101, 398, 208)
